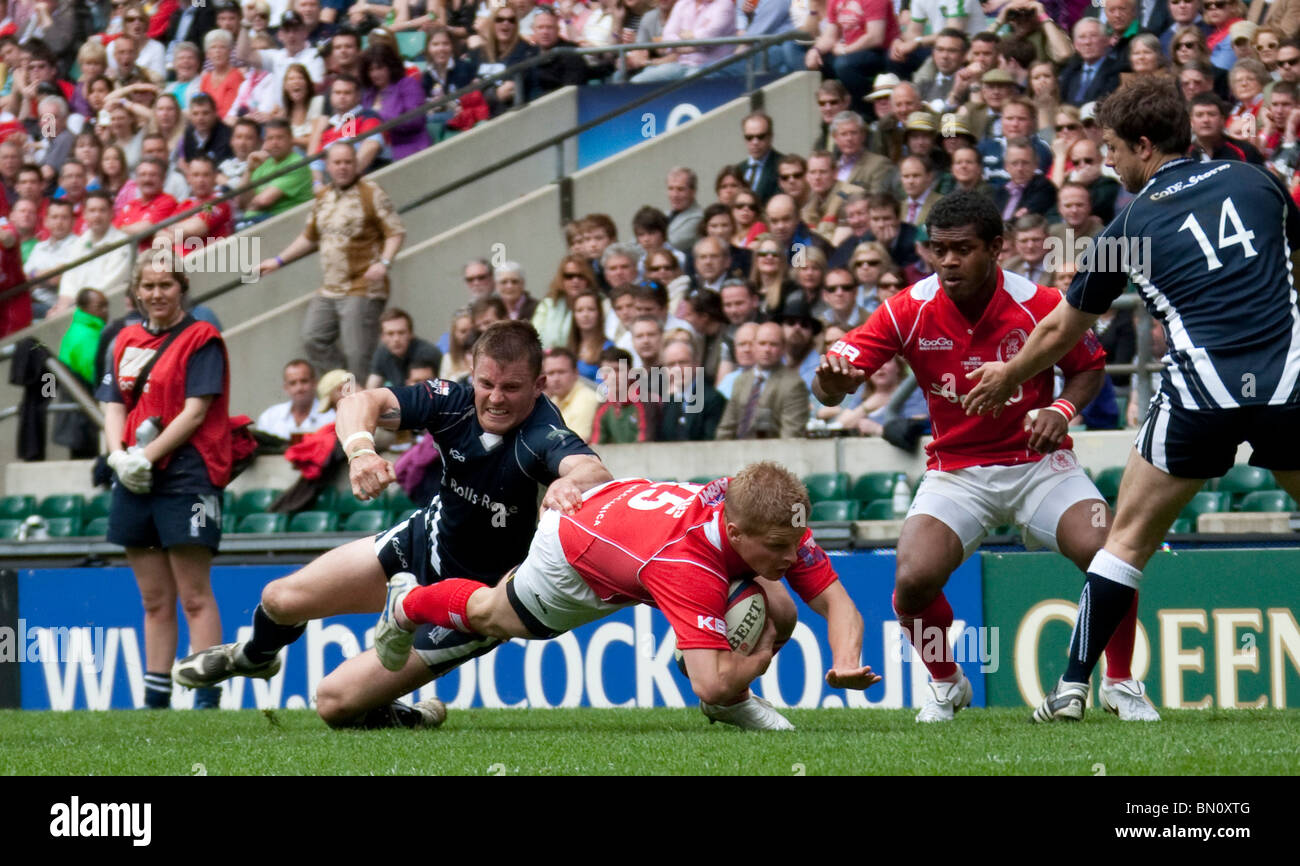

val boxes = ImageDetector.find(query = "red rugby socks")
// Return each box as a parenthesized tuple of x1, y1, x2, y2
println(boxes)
(402, 578, 489, 634)
(894, 590, 959, 682)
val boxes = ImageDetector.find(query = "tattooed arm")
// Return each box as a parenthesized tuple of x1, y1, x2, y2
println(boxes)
(336, 388, 403, 500)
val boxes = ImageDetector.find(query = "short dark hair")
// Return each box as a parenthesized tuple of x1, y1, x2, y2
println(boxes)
(926, 190, 1005, 247)
(1271, 80, 1300, 102)
(85, 189, 114, 208)
(380, 307, 414, 330)
(1188, 90, 1227, 116)
(264, 118, 292, 135)
(972, 31, 999, 47)
(187, 154, 216, 172)
(999, 37, 1036, 69)
(284, 358, 315, 377)
(1099, 79, 1192, 155)
(599, 346, 633, 366)
(189, 92, 216, 111)
(361, 43, 406, 90)
(75, 287, 104, 311)
(233, 117, 262, 139)
(686, 286, 726, 322)
(544, 346, 578, 370)
(866, 192, 899, 212)
(777, 153, 807, 174)
(470, 295, 507, 319)
(632, 205, 669, 236)
(582, 213, 617, 241)
(634, 280, 668, 308)
(16, 163, 42, 182)
(935, 27, 969, 48)
(332, 72, 361, 90)
(46, 198, 74, 213)
(472, 320, 544, 378)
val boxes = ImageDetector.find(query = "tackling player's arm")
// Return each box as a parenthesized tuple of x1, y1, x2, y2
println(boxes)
(335, 387, 403, 501)
(963, 302, 1100, 417)
(814, 311, 901, 406)
(680, 618, 780, 706)
(543, 454, 614, 514)
(806, 580, 881, 689)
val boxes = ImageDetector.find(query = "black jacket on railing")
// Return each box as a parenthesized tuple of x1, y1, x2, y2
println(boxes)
(534, 39, 590, 96)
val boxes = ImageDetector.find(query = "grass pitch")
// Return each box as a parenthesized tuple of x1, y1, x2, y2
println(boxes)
(2, 707, 1296, 776)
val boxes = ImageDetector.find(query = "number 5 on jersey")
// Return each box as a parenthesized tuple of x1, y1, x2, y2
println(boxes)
(1178, 196, 1258, 271)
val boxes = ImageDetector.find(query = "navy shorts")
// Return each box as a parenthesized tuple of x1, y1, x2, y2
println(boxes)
(1136, 394, 1300, 478)
(106, 485, 223, 552)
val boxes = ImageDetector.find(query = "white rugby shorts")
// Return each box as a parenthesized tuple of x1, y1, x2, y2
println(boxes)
(508, 509, 630, 635)
(906, 450, 1104, 560)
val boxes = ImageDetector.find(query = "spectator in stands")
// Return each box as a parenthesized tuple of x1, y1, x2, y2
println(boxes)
(811, 80, 850, 153)
(1064, 138, 1119, 221)
(848, 241, 893, 312)
(11, 199, 39, 259)
(31, 95, 75, 183)
(622, 0, 677, 80)
(720, 277, 759, 332)
(114, 133, 190, 208)
(200, 28, 244, 119)
(216, 117, 260, 192)
(1059, 17, 1124, 107)
(236, 119, 313, 226)
(716, 317, 755, 396)
(98, 250, 231, 710)
(775, 154, 811, 216)
(1003, 213, 1051, 283)
(913, 28, 969, 111)
(830, 355, 930, 437)
(948, 143, 991, 198)
(495, 261, 538, 321)
(259, 142, 405, 378)
(630, 313, 664, 369)
(805, 0, 898, 113)
(657, 336, 726, 441)
(695, 203, 749, 276)
(790, 244, 828, 309)
(55, 159, 88, 227)
(1051, 180, 1103, 244)
(307, 74, 385, 187)
(422, 25, 473, 120)
(532, 7, 588, 93)
(830, 111, 898, 196)
(14, 163, 47, 227)
(256, 358, 337, 438)
(749, 231, 795, 316)
(543, 346, 600, 441)
(237, 7, 325, 92)
(168, 42, 205, 108)
(1204, 0, 1246, 72)
(979, 96, 1052, 187)
(820, 265, 868, 328)
(665, 166, 702, 251)
(439, 309, 476, 382)
(366, 308, 443, 389)
(631, 205, 681, 269)
(297, 0, 336, 45)
(321, 26, 363, 109)
(461, 257, 495, 302)
(361, 42, 430, 159)
(715, 320, 808, 439)
(533, 253, 597, 349)
(899, 154, 943, 227)
(26, 198, 79, 318)
(157, 156, 233, 256)
(626, 0, 734, 83)
(114, 157, 179, 244)
(57, 287, 108, 386)
(764, 192, 829, 262)
(112, 8, 168, 80)
(591, 346, 654, 443)
(734, 111, 781, 204)
(276, 63, 323, 151)
(1189, 91, 1265, 162)
(729, 188, 765, 247)
(180, 93, 234, 169)
(681, 285, 727, 382)
(803, 149, 862, 243)
(71, 40, 109, 117)
(59, 190, 131, 302)
(780, 292, 822, 390)
(994, 138, 1057, 220)
(464, 4, 538, 116)
(601, 242, 639, 295)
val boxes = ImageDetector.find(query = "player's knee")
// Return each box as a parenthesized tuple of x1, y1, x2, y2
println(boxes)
(893, 559, 943, 609)
(260, 579, 300, 624)
(314, 677, 356, 728)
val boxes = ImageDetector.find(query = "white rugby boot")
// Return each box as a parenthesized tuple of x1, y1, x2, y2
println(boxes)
(915, 675, 972, 723)
(1099, 678, 1161, 721)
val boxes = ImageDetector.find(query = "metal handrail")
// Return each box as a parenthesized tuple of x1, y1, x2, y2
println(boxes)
(0, 31, 804, 309)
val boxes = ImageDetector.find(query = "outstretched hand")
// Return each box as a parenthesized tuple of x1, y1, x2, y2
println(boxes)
(826, 665, 883, 690)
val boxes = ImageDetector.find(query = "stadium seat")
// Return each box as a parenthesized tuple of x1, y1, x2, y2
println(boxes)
(314, 487, 341, 512)
(810, 500, 855, 522)
(858, 499, 895, 520)
(1179, 491, 1230, 523)
(39, 494, 85, 523)
(234, 489, 282, 516)
(0, 495, 35, 520)
(335, 492, 388, 515)
(288, 511, 337, 533)
(850, 472, 898, 504)
(689, 476, 715, 485)
(222, 512, 237, 533)
(396, 29, 427, 60)
(84, 491, 113, 521)
(237, 513, 287, 534)
(84, 516, 111, 536)
(44, 517, 79, 538)
(386, 489, 417, 515)
(343, 511, 389, 533)
(1218, 465, 1276, 508)
(1169, 517, 1194, 534)
(1093, 466, 1125, 502)
(804, 472, 850, 503)
(1240, 491, 1296, 512)
(0, 519, 21, 539)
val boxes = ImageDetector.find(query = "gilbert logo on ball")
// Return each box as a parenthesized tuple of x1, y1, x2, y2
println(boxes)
(673, 579, 768, 676)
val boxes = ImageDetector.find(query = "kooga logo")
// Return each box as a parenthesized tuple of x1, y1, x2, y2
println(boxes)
(918, 337, 954, 351)
(50, 797, 151, 846)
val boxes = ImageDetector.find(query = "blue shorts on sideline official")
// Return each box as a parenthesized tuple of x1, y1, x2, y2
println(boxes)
(106, 486, 223, 551)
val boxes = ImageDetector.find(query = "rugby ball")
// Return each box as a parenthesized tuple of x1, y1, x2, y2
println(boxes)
(673, 579, 768, 675)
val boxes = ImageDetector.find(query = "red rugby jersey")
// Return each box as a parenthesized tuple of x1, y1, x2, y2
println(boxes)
(826, 269, 1106, 471)
(557, 478, 838, 651)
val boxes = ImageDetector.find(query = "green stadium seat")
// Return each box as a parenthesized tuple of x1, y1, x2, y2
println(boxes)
(84, 491, 113, 521)
(1218, 465, 1276, 508)
(850, 472, 898, 504)
(386, 489, 417, 514)
(223, 490, 237, 515)
(222, 512, 237, 533)
(0, 495, 35, 520)
(0, 519, 21, 539)
(858, 499, 895, 520)
(313, 488, 341, 512)
(804, 472, 850, 503)
(1093, 466, 1125, 502)
(810, 500, 855, 521)
(335, 492, 388, 515)
(1169, 517, 1194, 534)
(344, 510, 389, 533)
(396, 29, 427, 60)
(689, 475, 715, 485)
(1240, 491, 1296, 512)
(288, 511, 337, 533)
(237, 513, 287, 534)
(1179, 491, 1230, 523)
(234, 489, 282, 516)
(84, 516, 111, 536)
(39, 495, 85, 526)
(44, 517, 78, 537)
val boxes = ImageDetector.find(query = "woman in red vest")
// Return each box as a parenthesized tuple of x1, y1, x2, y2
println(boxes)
(97, 251, 233, 710)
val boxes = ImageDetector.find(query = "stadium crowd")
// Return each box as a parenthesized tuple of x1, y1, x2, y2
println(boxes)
(6, 0, 1300, 455)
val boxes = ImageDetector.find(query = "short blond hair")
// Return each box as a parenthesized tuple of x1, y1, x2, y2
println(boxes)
(724, 461, 811, 536)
